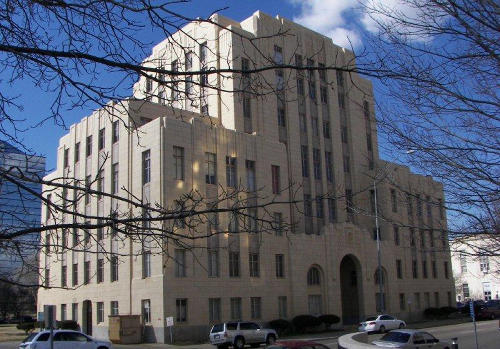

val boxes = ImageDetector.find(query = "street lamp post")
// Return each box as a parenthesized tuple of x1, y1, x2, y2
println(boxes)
(374, 179, 384, 313)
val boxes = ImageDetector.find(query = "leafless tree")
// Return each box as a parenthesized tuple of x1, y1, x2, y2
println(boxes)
(361, 0, 499, 249)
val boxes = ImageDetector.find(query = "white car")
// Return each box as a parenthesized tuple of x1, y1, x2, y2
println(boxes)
(372, 329, 451, 348)
(209, 321, 277, 349)
(18, 330, 112, 349)
(358, 314, 406, 333)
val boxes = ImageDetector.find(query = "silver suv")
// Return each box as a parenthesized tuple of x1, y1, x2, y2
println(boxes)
(209, 321, 277, 349)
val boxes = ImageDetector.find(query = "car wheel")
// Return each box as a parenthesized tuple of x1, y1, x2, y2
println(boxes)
(399, 323, 405, 329)
(234, 336, 245, 349)
(490, 313, 495, 320)
(218, 345, 228, 349)
(379, 325, 386, 333)
(97, 347, 108, 349)
(266, 334, 276, 345)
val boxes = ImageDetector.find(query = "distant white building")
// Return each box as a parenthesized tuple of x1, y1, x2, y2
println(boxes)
(451, 236, 500, 302)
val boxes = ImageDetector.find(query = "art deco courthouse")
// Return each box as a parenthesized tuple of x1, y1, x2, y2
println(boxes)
(38, 12, 455, 342)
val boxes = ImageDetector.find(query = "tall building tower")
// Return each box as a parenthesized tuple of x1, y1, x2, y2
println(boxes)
(38, 12, 455, 343)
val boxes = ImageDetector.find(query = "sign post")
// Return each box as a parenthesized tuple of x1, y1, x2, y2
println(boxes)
(44, 305, 56, 349)
(166, 316, 174, 344)
(469, 301, 479, 349)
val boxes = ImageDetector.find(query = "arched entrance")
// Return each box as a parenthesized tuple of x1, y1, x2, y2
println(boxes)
(340, 255, 363, 324)
(82, 300, 92, 336)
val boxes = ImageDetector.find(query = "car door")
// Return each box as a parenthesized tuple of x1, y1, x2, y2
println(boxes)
(239, 322, 255, 343)
(65, 332, 89, 349)
(412, 333, 426, 349)
(379, 315, 391, 329)
(384, 315, 396, 329)
(421, 332, 439, 348)
(34, 332, 50, 349)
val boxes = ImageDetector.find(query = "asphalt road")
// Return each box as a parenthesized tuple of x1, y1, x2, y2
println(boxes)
(1, 320, 498, 348)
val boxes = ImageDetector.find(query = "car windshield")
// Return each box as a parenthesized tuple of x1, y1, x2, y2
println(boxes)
(365, 317, 377, 321)
(22, 333, 38, 343)
(379, 332, 411, 343)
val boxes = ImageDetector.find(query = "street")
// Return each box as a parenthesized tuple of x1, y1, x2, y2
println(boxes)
(1, 320, 498, 349)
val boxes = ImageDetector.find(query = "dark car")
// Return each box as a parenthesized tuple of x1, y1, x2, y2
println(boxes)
(267, 340, 329, 349)
(476, 302, 500, 320)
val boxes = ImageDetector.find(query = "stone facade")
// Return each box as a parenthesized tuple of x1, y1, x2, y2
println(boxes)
(38, 11, 455, 343)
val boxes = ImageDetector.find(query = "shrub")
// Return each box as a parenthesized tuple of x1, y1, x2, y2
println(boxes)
(268, 319, 292, 335)
(292, 315, 321, 332)
(439, 306, 457, 316)
(16, 321, 43, 334)
(318, 314, 341, 326)
(56, 320, 79, 330)
(423, 307, 441, 319)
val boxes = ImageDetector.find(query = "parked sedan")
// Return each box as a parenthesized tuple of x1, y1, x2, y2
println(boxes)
(19, 330, 112, 349)
(358, 314, 406, 333)
(372, 329, 451, 348)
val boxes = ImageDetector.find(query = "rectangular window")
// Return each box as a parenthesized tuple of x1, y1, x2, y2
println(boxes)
(343, 155, 350, 172)
(311, 117, 319, 136)
(412, 259, 418, 279)
(72, 303, 78, 321)
(394, 225, 400, 246)
(247, 208, 257, 233)
(438, 198, 444, 219)
(97, 302, 104, 323)
(74, 142, 80, 163)
(175, 249, 186, 277)
(84, 175, 91, 205)
(275, 254, 285, 278)
(273, 212, 283, 236)
(230, 297, 242, 320)
(460, 253, 467, 272)
(249, 253, 260, 277)
(301, 146, 309, 177)
(61, 265, 67, 287)
(410, 228, 416, 246)
(86, 136, 92, 157)
(434, 292, 440, 307)
(297, 78, 304, 96)
(277, 105, 286, 126)
(246, 160, 255, 191)
(328, 198, 336, 223)
(299, 113, 307, 133)
(325, 152, 333, 182)
(313, 148, 321, 180)
(176, 299, 187, 322)
(432, 260, 437, 278)
(63, 148, 69, 168)
(271, 165, 280, 194)
(173, 146, 184, 180)
(208, 298, 221, 323)
(308, 295, 322, 315)
(226, 156, 237, 188)
(142, 150, 151, 184)
(399, 293, 406, 310)
(83, 261, 90, 284)
(141, 299, 151, 323)
(98, 128, 105, 150)
(426, 195, 433, 222)
(463, 283, 470, 298)
(185, 51, 193, 70)
(416, 194, 423, 217)
(72, 262, 78, 286)
(229, 251, 240, 277)
(396, 260, 402, 279)
(391, 189, 397, 213)
(61, 304, 67, 321)
(97, 258, 104, 283)
(316, 196, 324, 218)
(303, 194, 312, 217)
(320, 86, 328, 104)
(414, 293, 421, 310)
(345, 189, 354, 220)
(323, 121, 330, 139)
(110, 301, 119, 316)
(479, 255, 489, 273)
(205, 152, 216, 184)
(251, 297, 261, 319)
(97, 170, 104, 199)
(208, 250, 219, 277)
(142, 250, 151, 278)
(420, 229, 426, 248)
(112, 121, 119, 143)
(444, 261, 449, 279)
(112, 163, 119, 194)
(278, 296, 287, 318)
(110, 255, 118, 282)
(422, 260, 428, 278)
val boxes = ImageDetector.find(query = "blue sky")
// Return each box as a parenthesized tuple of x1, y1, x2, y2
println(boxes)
(3, 0, 412, 171)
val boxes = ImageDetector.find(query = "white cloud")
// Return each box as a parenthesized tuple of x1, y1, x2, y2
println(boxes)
(289, 0, 432, 48)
